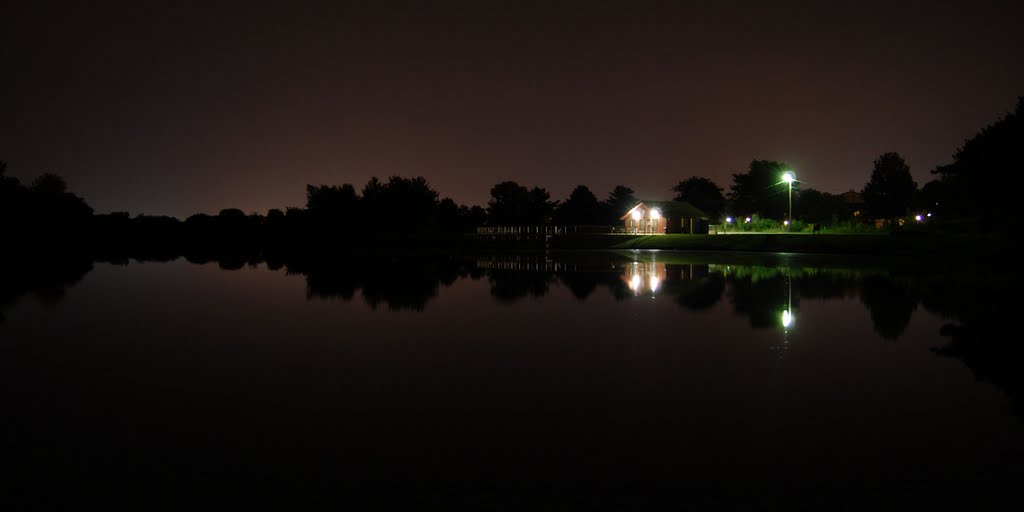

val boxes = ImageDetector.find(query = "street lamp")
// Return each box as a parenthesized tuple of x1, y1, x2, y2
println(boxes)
(782, 171, 796, 231)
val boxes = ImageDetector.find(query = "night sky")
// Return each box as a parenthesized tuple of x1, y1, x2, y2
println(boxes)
(3, 0, 1022, 219)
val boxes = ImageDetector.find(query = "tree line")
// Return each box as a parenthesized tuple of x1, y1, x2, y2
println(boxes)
(2, 95, 1020, 256)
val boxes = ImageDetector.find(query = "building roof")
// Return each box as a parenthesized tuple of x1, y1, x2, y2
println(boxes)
(620, 200, 709, 220)
(839, 190, 864, 204)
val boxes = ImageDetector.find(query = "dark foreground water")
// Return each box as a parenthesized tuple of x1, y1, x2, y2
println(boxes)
(2, 250, 1022, 510)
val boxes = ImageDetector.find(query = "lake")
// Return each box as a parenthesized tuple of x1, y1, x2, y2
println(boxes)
(2, 250, 1022, 510)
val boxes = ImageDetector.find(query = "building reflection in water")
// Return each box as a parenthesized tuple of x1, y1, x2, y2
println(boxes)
(624, 260, 665, 297)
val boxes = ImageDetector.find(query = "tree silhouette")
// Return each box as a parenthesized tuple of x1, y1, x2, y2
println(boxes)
(0, 164, 93, 255)
(603, 185, 637, 224)
(306, 183, 359, 216)
(526, 187, 557, 225)
(0, 161, 25, 214)
(487, 181, 531, 225)
(932, 96, 1023, 229)
(862, 152, 917, 224)
(553, 185, 603, 225)
(672, 177, 726, 221)
(911, 179, 948, 216)
(795, 188, 846, 226)
(457, 204, 486, 232)
(728, 160, 791, 220)
(434, 198, 484, 233)
(360, 176, 440, 234)
(487, 181, 557, 225)
(0, 161, 12, 182)
(30, 173, 68, 196)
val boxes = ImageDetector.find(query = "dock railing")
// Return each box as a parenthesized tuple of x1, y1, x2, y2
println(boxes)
(474, 225, 630, 235)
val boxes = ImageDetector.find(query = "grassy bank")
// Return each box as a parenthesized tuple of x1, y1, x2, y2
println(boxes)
(545, 232, 1005, 258)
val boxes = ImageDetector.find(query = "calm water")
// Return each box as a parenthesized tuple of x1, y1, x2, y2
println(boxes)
(2, 250, 1022, 510)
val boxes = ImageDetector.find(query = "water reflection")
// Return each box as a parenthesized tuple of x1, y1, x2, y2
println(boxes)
(860, 274, 918, 340)
(294, 252, 1024, 417)
(624, 259, 664, 297)
(928, 270, 1023, 414)
(0, 251, 979, 344)
(478, 254, 727, 311)
(2, 250, 1022, 410)
(3, 250, 1024, 508)
(772, 266, 795, 357)
(292, 253, 479, 311)
(0, 256, 92, 323)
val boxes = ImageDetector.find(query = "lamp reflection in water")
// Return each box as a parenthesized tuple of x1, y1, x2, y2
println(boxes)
(772, 265, 795, 357)
(630, 274, 642, 293)
(625, 254, 664, 298)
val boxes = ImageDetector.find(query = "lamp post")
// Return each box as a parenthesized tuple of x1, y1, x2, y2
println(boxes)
(782, 171, 795, 231)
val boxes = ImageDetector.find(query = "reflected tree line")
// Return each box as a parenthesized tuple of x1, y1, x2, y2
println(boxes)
(0, 257, 92, 325)
(1, 251, 1021, 408)
(482, 258, 1024, 411)
(285, 252, 484, 312)
(0, 252, 1000, 339)
(0, 252, 919, 334)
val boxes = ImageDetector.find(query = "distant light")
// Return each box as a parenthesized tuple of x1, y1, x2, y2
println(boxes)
(630, 274, 642, 293)
(784, 220, 789, 226)
(745, 217, 751, 223)
(781, 310, 793, 328)
(927, 212, 932, 217)
(649, 275, 660, 293)
(631, 209, 642, 220)
(915, 214, 922, 222)
(650, 209, 661, 220)
(782, 171, 795, 184)
(726, 217, 733, 223)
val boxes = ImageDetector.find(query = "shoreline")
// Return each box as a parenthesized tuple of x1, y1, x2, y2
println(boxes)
(469, 231, 1006, 259)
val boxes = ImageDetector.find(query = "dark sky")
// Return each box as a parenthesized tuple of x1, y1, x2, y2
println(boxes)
(2, 0, 1022, 218)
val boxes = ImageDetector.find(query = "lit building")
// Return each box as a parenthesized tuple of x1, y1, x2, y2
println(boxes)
(621, 201, 709, 234)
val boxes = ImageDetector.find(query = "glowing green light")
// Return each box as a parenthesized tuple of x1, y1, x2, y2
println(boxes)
(781, 310, 793, 328)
